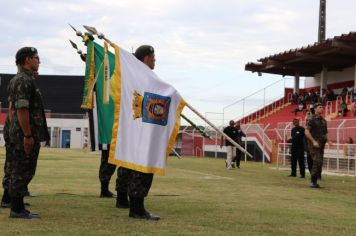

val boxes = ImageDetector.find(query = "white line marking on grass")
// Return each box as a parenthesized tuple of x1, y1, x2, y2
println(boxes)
(176, 169, 234, 180)
(270, 167, 356, 177)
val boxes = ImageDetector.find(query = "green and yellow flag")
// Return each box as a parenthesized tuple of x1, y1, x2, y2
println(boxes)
(81, 40, 116, 145)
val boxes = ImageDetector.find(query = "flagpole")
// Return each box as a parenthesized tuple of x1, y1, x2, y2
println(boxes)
(171, 148, 182, 159)
(185, 103, 253, 158)
(180, 114, 210, 138)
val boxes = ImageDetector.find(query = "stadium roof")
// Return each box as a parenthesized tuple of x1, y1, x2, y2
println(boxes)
(245, 32, 356, 77)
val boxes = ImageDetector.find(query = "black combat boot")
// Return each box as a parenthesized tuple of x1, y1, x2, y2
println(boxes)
(129, 196, 160, 221)
(9, 197, 39, 219)
(1, 189, 11, 208)
(116, 191, 129, 208)
(100, 181, 116, 198)
(310, 176, 320, 188)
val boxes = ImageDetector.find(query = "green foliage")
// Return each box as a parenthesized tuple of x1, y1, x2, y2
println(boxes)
(1, 148, 356, 235)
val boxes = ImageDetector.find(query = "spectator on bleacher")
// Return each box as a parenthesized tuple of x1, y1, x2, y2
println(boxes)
(343, 137, 355, 158)
(310, 90, 319, 104)
(292, 103, 304, 115)
(341, 87, 348, 98)
(303, 92, 311, 103)
(291, 92, 299, 104)
(289, 119, 305, 178)
(305, 102, 331, 188)
(326, 88, 335, 101)
(321, 93, 328, 105)
(338, 97, 348, 117)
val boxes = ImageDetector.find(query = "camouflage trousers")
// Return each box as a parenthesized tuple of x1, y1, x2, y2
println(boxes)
(8, 143, 40, 198)
(309, 143, 325, 183)
(99, 148, 116, 183)
(116, 167, 153, 198)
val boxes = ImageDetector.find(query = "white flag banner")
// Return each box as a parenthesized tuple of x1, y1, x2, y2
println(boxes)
(108, 45, 186, 175)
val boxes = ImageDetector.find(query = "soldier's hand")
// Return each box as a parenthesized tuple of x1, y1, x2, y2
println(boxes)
(312, 140, 320, 148)
(24, 137, 34, 156)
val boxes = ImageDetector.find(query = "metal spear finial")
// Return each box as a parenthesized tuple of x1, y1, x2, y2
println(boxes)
(69, 40, 85, 61)
(69, 40, 78, 50)
(83, 25, 113, 45)
(68, 23, 83, 37)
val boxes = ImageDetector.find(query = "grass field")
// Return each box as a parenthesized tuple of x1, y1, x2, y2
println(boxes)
(1, 147, 356, 236)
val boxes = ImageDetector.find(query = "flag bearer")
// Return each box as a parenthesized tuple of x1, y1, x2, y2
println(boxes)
(115, 45, 160, 220)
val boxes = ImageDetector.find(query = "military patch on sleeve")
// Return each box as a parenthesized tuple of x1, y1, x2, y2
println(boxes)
(132, 91, 171, 126)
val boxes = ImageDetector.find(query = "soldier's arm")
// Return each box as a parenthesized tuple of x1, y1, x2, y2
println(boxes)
(14, 78, 34, 155)
(17, 108, 34, 155)
(17, 108, 31, 137)
(8, 102, 14, 122)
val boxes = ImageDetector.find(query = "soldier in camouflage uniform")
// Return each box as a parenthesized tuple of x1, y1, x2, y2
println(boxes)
(305, 102, 330, 188)
(6, 47, 50, 219)
(115, 45, 159, 221)
(99, 144, 116, 198)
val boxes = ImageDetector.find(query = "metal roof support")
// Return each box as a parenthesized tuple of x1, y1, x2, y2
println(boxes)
(294, 73, 300, 94)
(320, 67, 328, 97)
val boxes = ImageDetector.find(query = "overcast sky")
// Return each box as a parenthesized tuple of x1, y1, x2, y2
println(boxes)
(0, 0, 355, 125)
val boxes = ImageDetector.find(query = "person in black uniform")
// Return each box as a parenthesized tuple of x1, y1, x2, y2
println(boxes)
(289, 118, 305, 178)
(232, 122, 246, 168)
(220, 120, 239, 169)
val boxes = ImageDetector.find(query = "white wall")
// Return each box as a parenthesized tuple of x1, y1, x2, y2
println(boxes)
(0, 119, 89, 148)
(305, 66, 355, 88)
(47, 118, 89, 149)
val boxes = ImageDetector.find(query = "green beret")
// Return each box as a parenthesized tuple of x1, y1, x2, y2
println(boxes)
(134, 45, 154, 62)
(15, 47, 38, 64)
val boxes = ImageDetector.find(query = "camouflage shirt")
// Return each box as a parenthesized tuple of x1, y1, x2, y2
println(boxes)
(306, 114, 328, 144)
(7, 69, 50, 146)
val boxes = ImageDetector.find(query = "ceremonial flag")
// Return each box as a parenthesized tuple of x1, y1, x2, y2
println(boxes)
(108, 45, 186, 175)
(81, 40, 116, 145)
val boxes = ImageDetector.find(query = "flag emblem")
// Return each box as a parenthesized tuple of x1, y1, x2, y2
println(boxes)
(132, 91, 171, 126)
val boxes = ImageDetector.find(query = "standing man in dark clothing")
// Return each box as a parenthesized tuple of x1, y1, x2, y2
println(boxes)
(232, 122, 246, 168)
(220, 120, 239, 170)
(99, 144, 116, 198)
(6, 47, 50, 218)
(305, 102, 330, 188)
(289, 118, 305, 178)
(115, 45, 159, 220)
